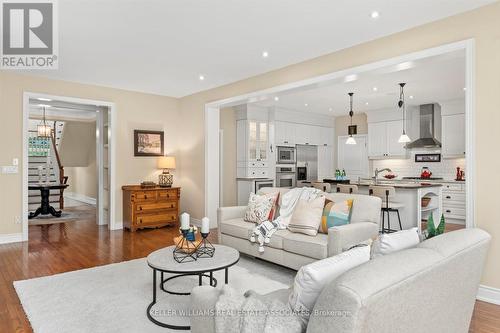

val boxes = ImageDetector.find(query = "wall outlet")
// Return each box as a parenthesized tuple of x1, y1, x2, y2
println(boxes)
(15, 216, 21, 224)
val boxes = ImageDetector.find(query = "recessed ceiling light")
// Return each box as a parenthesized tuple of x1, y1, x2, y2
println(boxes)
(370, 11, 380, 19)
(463, 87, 467, 91)
(38, 98, 52, 102)
(329, 107, 333, 112)
(274, 96, 279, 101)
(365, 102, 369, 106)
(372, 87, 378, 92)
(409, 95, 414, 99)
(199, 75, 205, 81)
(262, 51, 269, 58)
(38, 104, 51, 108)
(344, 74, 358, 83)
(304, 103, 308, 107)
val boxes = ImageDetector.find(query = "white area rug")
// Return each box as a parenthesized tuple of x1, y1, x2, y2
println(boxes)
(14, 255, 295, 333)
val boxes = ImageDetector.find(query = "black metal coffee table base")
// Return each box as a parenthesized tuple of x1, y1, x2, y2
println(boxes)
(146, 267, 230, 330)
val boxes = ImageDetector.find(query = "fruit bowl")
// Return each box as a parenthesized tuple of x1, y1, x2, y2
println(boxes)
(384, 174, 397, 179)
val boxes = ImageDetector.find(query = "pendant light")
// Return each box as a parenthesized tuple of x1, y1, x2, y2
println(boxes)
(346, 92, 357, 145)
(37, 106, 52, 138)
(398, 83, 411, 143)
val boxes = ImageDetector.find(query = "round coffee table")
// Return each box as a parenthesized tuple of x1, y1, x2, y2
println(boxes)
(146, 244, 239, 330)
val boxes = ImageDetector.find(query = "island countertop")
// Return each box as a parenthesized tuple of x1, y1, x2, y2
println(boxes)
(323, 179, 443, 189)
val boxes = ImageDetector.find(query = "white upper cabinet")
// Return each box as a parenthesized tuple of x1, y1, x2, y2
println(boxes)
(368, 120, 407, 159)
(386, 120, 407, 156)
(338, 135, 369, 179)
(367, 122, 387, 157)
(442, 113, 465, 158)
(237, 120, 268, 162)
(319, 126, 334, 146)
(275, 121, 296, 146)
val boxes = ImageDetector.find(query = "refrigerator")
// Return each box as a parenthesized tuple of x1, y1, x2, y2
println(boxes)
(296, 144, 318, 187)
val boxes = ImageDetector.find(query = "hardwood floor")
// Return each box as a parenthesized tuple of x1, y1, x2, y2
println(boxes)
(0, 214, 498, 332)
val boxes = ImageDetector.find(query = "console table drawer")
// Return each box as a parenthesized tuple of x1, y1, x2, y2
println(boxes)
(132, 191, 157, 202)
(158, 189, 178, 200)
(137, 211, 177, 225)
(135, 201, 177, 212)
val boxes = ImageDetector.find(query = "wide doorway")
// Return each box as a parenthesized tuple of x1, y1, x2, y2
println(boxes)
(23, 93, 116, 240)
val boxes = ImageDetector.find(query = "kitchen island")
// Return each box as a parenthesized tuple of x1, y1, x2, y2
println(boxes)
(324, 179, 443, 232)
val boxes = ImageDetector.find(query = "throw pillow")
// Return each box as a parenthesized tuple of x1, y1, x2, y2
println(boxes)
(287, 196, 326, 236)
(265, 191, 280, 221)
(371, 227, 420, 258)
(244, 193, 275, 224)
(289, 245, 371, 325)
(318, 199, 354, 234)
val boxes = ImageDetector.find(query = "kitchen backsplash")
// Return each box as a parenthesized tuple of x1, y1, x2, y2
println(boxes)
(371, 151, 466, 180)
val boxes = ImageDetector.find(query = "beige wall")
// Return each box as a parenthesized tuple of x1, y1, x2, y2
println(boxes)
(220, 107, 237, 207)
(0, 72, 180, 234)
(178, 3, 500, 289)
(59, 121, 96, 167)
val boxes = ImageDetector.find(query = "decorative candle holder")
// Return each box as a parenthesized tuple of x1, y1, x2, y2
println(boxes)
(173, 228, 199, 263)
(196, 232, 215, 258)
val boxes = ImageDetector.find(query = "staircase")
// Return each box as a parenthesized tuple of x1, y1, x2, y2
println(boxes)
(28, 120, 67, 211)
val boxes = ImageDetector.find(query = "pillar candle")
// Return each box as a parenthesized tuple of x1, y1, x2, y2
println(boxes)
(180, 212, 190, 230)
(201, 217, 210, 234)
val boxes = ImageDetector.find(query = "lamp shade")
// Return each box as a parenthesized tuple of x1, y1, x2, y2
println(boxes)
(158, 156, 176, 169)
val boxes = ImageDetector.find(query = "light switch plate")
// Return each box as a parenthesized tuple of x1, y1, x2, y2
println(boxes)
(12, 158, 19, 166)
(2, 166, 18, 174)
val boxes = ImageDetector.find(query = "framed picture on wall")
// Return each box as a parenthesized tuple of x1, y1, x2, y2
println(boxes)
(134, 130, 164, 156)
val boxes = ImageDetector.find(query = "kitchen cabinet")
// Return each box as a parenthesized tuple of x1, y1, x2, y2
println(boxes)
(441, 114, 465, 158)
(237, 119, 269, 178)
(317, 145, 334, 180)
(275, 121, 296, 146)
(319, 126, 334, 146)
(368, 120, 407, 159)
(440, 181, 466, 225)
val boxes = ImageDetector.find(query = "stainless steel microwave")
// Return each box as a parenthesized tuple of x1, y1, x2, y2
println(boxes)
(277, 146, 296, 164)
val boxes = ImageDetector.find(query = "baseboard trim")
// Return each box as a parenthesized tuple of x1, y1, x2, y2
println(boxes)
(477, 285, 500, 305)
(0, 233, 24, 244)
(65, 192, 97, 206)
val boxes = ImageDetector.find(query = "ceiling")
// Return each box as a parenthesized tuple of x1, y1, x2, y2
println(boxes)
(20, 0, 495, 97)
(253, 49, 466, 116)
(29, 99, 98, 122)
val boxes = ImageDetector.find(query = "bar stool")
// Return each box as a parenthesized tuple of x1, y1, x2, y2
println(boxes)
(312, 182, 331, 193)
(369, 185, 404, 233)
(336, 184, 359, 194)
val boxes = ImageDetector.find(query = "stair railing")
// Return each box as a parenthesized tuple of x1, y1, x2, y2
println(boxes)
(52, 121, 67, 209)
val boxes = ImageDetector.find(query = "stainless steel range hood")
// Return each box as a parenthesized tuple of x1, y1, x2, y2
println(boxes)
(406, 104, 442, 149)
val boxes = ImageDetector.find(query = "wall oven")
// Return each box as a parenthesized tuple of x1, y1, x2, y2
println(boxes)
(276, 166, 296, 188)
(277, 146, 296, 164)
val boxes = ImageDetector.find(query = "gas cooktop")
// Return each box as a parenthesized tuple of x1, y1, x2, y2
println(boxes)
(402, 177, 444, 180)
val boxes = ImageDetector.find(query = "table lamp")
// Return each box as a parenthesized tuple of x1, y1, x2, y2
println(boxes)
(157, 156, 176, 187)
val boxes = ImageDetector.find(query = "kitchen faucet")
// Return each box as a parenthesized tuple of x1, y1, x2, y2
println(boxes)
(373, 168, 392, 185)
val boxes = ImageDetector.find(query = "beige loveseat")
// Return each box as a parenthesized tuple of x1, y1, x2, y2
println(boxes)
(217, 187, 382, 270)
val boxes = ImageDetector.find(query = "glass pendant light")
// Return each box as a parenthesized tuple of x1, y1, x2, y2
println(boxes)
(37, 106, 52, 138)
(346, 92, 357, 145)
(398, 83, 411, 143)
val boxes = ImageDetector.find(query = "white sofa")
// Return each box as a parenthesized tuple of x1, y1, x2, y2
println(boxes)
(191, 228, 491, 333)
(217, 187, 382, 270)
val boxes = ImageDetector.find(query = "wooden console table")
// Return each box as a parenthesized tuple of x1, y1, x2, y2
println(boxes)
(122, 185, 180, 232)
